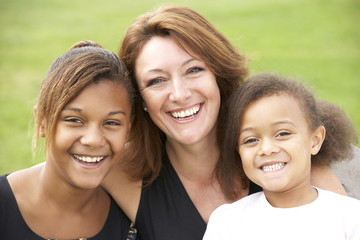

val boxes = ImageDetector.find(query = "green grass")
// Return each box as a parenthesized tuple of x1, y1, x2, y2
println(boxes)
(1, 0, 359, 174)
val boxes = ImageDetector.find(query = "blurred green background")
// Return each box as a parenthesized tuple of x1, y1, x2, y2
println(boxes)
(1, 0, 359, 174)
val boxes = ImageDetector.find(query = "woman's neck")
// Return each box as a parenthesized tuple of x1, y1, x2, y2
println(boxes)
(165, 133, 219, 183)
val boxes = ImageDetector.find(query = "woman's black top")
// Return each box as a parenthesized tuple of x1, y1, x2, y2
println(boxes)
(135, 152, 261, 240)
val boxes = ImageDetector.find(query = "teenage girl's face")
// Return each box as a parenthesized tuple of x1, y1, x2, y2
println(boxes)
(238, 94, 323, 193)
(48, 80, 131, 189)
(135, 36, 221, 145)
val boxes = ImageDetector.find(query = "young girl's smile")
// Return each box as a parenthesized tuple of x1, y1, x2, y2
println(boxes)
(238, 94, 321, 194)
(47, 80, 132, 189)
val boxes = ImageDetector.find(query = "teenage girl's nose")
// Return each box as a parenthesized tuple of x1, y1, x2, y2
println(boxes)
(168, 76, 191, 102)
(259, 138, 279, 156)
(80, 125, 106, 148)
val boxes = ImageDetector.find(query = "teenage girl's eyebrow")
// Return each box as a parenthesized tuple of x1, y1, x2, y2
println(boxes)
(108, 111, 126, 116)
(62, 108, 126, 116)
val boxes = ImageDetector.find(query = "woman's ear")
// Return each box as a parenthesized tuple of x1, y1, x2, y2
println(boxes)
(142, 101, 148, 112)
(311, 125, 326, 155)
(33, 106, 46, 138)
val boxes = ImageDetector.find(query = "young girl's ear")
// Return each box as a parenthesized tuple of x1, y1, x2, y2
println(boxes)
(311, 126, 326, 155)
(33, 106, 46, 138)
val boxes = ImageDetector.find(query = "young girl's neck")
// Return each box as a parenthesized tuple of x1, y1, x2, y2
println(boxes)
(264, 184, 318, 208)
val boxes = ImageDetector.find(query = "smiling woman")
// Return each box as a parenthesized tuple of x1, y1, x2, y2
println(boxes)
(0, 40, 135, 240)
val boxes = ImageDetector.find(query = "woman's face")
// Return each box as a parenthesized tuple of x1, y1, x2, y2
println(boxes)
(135, 36, 221, 145)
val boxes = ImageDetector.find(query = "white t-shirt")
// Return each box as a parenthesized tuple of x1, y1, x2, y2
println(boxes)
(204, 188, 360, 240)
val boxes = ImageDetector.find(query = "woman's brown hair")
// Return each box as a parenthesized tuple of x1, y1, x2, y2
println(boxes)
(119, 5, 249, 186)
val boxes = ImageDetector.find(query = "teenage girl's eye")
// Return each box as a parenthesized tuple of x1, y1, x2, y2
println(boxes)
(64, 118, 82, 124)
(104, 120, 122, 126)
(146, 78, 163, 87)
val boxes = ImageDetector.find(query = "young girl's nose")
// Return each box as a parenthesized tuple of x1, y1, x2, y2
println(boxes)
(80, 125, 106, 148)
(259, 138, 279, 156)
(168, 77, 191, 102)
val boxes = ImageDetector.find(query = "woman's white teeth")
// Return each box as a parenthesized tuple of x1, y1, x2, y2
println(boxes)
(171, 105, 200, 119)
(74, 155, 104, 163)
(262, 163, 285, 172)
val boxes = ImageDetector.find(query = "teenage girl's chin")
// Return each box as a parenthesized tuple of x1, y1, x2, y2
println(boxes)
(70, 154, 113, 188)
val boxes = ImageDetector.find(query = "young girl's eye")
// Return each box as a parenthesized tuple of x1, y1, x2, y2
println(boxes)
(146, 78, 163, 87)
(276, 131, 291, 138)
(243, 138, 258, 145)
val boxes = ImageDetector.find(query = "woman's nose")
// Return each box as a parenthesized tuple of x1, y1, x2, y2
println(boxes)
(168, 77, 191, 102)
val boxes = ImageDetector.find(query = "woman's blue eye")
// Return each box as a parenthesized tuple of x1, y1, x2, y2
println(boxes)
(146, 78, 163, 87)
(188, 67, 203, 74)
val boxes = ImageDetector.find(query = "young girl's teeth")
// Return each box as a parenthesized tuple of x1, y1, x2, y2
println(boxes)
(262, 163, 285, 172)
(74, 155, 104, 163)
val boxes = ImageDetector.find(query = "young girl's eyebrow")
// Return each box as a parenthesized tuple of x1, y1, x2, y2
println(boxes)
(272, 120, 297, 127)
(239, 127, 254, 135)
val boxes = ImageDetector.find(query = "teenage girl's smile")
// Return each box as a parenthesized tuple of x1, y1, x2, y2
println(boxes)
(72, 154, 109, 169)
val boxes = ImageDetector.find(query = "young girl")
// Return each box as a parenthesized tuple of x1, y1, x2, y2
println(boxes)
(204, 73, 360, 240)
(0, 40, 135, 239)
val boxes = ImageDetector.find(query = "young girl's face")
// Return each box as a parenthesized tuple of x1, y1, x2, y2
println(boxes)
(238, 94, 323, 193)
(47, 80, 132, 189)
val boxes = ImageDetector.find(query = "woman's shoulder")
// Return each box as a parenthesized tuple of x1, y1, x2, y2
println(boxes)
(331, 146, 360, 199)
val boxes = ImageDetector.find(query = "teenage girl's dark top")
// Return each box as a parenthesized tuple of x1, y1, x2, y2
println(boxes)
(0, 174, 132, 240)
(135, 151, 262, 240)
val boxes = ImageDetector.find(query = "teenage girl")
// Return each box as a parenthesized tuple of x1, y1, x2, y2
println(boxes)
(0, 40, 135, 239)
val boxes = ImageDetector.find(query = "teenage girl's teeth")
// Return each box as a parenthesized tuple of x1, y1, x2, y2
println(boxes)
(262, 163, 285, 172)
(171, 105, 200, 119)
(74, 155, 104, 163)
